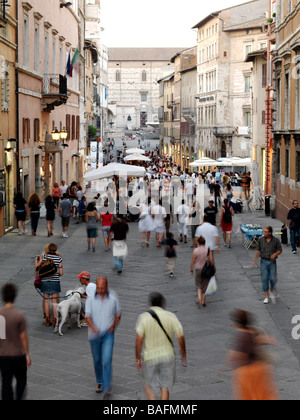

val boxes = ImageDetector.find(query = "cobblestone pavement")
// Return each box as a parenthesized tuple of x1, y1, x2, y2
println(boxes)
(1, 192, 300, 400)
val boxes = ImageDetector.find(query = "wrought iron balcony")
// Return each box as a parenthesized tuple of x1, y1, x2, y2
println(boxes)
(42, 74, 69, 112)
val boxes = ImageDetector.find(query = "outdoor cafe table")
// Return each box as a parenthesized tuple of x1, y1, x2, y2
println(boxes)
(240, 224, 263, 249)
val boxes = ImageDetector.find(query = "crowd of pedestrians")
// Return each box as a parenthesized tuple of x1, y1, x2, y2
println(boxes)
(1, 150, 286, 401)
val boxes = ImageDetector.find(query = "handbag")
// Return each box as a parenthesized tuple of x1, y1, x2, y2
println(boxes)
(34, 277, 42, 289)
(201, 248, 216, 279)
(37, 257, 57, 279)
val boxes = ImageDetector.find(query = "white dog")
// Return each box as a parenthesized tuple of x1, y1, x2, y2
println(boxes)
(54, 286, 86, 336)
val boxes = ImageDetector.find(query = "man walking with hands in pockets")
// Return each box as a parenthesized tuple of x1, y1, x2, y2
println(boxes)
(253, 226, 282, 304)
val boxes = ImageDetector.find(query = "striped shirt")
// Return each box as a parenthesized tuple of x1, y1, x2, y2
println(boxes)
(41, 253, 63, 282)
(136, 306, 184, 363)
(85, 289, 121, 340)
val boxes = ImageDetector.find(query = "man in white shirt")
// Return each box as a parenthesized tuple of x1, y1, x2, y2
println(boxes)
(176, 200, 190, 243)
(194, 216, 220, 253)
(151, 199, 166, 247)
(78, 271, 96, 324)
(60, 180, 68, 199)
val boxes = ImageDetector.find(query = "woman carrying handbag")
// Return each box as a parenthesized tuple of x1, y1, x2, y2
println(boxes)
(190, 236, 214, 307)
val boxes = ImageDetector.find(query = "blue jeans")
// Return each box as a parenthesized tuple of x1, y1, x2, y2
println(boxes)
(113, 256, 123, 272)
(90, 332, 114, 393)
(260, 259, 277, 292)
(290, 228, 300, 252)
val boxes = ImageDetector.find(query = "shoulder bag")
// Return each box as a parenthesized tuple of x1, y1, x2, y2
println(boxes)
(148, 309, 173, 347)
(201, 248, 216, 279)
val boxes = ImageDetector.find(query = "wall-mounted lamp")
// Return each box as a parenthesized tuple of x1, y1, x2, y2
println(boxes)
(60, 2, 72, 8)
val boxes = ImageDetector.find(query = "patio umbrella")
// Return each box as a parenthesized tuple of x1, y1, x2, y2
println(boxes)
(125, 148, 146, 155)
(123, 153, 151, 162)
(84, 163, 146, 181)
(189, 157, 218, 167)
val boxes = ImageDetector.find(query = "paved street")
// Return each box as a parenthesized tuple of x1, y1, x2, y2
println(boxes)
(1, 191, 300, 400)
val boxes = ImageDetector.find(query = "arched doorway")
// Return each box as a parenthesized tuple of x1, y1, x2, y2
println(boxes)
(221, 141, 227, 158)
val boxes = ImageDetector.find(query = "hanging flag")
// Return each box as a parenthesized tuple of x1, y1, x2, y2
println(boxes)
(72, 48, 80, 72)
(66, 51, 72, 77)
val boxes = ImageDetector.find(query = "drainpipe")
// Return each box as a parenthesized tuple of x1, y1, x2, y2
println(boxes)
(265, 0, 273, 196)
(15, 1, 20, 193)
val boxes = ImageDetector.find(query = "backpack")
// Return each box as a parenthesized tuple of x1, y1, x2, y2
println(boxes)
(223, 205, 232, 224)
(37, 258, 57, 279)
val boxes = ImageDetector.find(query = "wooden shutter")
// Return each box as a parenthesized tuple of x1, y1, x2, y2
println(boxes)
(66, 114, 70, 140)
(72, 115, 75, 140)
(76, 116, 80, 140)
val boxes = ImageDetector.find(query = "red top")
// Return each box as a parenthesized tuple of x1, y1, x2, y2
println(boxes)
(101, 213, 113, 227)
(53, 187, 60, 197)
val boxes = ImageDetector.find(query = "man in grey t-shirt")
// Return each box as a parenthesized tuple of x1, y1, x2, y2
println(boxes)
(59, 193, 73, 238)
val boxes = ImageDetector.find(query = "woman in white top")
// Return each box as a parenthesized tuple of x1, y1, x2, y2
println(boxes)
(151, 199, 167, 248)
(138, 197, 155, 247)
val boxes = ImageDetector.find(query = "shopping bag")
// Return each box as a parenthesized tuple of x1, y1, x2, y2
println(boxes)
(205, 276, 217, 296)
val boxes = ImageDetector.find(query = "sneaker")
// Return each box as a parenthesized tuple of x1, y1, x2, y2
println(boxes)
(263, 298, 269, 304)
(223, 242, 227, 247)
(63, 233, 69, 238)
(270, 292, 276, 304)
(169, 272, 174, 278)
(292, 250, 297, 254)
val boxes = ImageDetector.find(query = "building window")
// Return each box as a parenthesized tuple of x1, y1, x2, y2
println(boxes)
(141, 93, 147, 102)
(262, 63, 267, 87)
(245, 111, 251, 127)
(116, 70, 121, 82)
(142, 70, 147, 81)
(245, 44, 252, 58)
(24, 19, 29, 66)
(34, 119, 40, 142)
(296, 151, 300, 181)
(245, 76, 251, 93)
(1, 63, 9, 112)
(23, 118, 30, 142)
(285, 149, 290, 178)
(34, 27, 39, 72)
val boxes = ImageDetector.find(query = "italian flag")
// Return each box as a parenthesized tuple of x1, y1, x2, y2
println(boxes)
(71, 48, 80, 73)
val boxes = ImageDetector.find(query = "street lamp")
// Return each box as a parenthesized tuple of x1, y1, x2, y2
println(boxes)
(60, 127, 68, 142)
(51, 127, 61, 142)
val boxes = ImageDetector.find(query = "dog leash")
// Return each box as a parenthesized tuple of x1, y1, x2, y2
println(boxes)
(35, 288, 75, 300)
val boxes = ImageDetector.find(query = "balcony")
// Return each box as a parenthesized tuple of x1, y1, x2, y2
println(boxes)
(213, 126, 236, 137)
(41, 74, 69, 112)
(0, 0, 7, 28)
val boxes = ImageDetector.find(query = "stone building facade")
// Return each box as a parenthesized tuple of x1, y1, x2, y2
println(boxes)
(17, 0, 82, 201)
(0, 0, 18, 235)
(193, 0, 269, 160)
(272, 0, 300, 221)
(107, 48, 182, 131)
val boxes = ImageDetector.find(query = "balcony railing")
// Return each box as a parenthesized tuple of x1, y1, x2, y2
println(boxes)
(42, 74, 67, 95)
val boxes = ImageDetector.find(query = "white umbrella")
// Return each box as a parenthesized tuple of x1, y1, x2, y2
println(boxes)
(125, 148, 146, 155)
(230, 158, 251, 166)
(123, 153, 151, 162)
(189, 157, 218, 167)
(84, 163, 146, 181)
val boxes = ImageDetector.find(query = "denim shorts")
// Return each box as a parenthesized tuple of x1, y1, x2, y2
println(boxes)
(41, 281, 61, 294)
(87, 228, 98, 238)
(260, 259, 277, 292)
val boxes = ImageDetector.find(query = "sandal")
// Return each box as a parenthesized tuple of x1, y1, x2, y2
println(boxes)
(45, 317, 52, 327)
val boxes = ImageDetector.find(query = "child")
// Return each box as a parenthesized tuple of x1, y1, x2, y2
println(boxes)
(161, 232, 178, 278)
